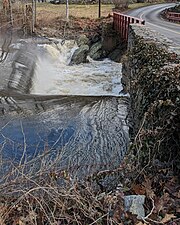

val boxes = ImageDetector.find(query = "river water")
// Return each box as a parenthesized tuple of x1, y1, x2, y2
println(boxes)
(0, 38, 129, 180)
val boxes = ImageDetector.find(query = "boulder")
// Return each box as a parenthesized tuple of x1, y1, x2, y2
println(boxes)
(124, 195, 145, 219)
(89, 41, 103, 60)
(69, 44, 89, 65)
(77, 34, 89, 47)
(108, 48, 122, 62)
(102, 34, 119, 52)
(91, 34, 101, 44)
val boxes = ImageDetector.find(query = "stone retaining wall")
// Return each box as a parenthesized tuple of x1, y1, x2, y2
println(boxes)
(122, 24, 180, 172)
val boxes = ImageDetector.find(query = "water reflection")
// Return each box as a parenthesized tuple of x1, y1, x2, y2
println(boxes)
(0, 39, 129, 179)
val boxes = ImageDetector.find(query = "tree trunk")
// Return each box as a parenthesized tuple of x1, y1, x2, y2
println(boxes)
(66, 0, 69, 21)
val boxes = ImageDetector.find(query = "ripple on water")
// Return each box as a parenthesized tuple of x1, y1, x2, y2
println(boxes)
(0, 40, 129, 182)
(0, 95, 129, 179)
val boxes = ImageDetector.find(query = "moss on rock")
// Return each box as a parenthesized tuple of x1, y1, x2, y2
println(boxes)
(123, 25, 180, 174)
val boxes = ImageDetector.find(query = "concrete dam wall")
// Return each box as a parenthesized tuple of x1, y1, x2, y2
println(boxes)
(0, 38, 129, 190)
(122, 24, 180, 172)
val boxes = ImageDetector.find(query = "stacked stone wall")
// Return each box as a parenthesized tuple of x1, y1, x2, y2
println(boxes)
(122, 24, 180, 172)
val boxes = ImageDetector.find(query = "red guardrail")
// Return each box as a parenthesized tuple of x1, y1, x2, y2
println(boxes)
(113, 12, 145, 41)
(166, 11, 180, 22)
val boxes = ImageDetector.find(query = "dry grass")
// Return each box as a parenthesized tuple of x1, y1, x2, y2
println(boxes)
(36, 3, 114, 20)
(0, 145, 125, 224)
(36, 2, 166, 22)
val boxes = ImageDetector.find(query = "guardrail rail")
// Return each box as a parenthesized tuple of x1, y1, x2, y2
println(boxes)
(113, 12, 145, 41)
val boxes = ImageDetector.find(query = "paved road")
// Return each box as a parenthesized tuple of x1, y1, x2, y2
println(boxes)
(127, 3, 180, 46)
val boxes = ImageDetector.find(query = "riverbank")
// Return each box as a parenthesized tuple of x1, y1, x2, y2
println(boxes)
(0, 2, 179, 225)
(34, 2, 159, 38)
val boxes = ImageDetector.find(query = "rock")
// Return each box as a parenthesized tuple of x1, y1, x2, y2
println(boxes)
(91, 34, 101, 43)
(91, 50, 103, 60)
(124, 195, 145, 219)
(108, 48, 122, 62)
(89, 41, 103, 60)
(123, 24, 180, 173)
(69, 44, 89, 65)
(108, 44, 124, 62)
(102, 36, 118, 52)
(77, 34, 89, 47)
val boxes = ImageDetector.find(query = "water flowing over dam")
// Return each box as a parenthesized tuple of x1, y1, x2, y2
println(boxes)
(0, 38, 129, 180)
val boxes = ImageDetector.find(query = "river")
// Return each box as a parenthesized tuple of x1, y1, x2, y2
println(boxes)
(0, 38, 129, 181)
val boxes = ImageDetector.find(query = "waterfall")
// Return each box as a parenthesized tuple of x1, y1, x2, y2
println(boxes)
(0, 38, 129, 184)
(31, 40, 124, 96)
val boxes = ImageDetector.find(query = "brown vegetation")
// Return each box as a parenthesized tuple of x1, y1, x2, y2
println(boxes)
(0, 152, 179, 224)
(0, 2, 179, 225)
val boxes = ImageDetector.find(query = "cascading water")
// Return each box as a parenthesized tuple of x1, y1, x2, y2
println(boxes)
(31, 40, 123, 96)
(0, 38, 129, 184)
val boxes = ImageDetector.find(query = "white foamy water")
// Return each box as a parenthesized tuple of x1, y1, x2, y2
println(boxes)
(30, 40, 123, 96)
(0, 39, 130, 182)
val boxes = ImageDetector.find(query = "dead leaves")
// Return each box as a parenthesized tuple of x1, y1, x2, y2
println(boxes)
(0, 157, 179, 225)
(136, 222, 147, 225)
(131, 178, 155, 199)
(142, 178, 155, 199)
(132, 184, 146, 195)
(128, 169, 180, 225)
(160, 214, 176, 223)
(154, 192, 170, 214)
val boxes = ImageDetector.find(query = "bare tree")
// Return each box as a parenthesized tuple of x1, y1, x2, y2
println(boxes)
(32, 0, 36, 32)
(8, 0, 13, 25)
(66, 0, 69, 21)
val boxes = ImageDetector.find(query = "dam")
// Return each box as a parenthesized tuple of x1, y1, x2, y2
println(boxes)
(0, 38, 129, 181)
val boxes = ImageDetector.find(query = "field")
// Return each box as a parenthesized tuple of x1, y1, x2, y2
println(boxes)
(0, 2, 158, 32)
(37, 3, 113, 19)
(34, 2, 154, 38)
(36, 2, 154, 20)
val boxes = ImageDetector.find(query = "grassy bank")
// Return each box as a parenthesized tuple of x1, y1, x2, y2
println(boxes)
(36, 2, 160, 20)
